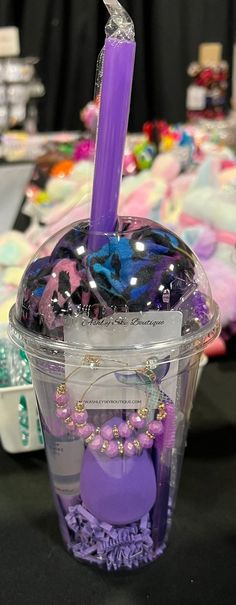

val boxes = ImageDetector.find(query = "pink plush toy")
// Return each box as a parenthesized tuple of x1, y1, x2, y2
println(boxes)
(119, 177, 166, 219)
(204, 258, 236, 327)
(181, 224, 236, 328)
(80, 101, 99, 136)
(160, 173, 194, 226)
(205, 337, 227, 357)
(151, 152, 181, 182)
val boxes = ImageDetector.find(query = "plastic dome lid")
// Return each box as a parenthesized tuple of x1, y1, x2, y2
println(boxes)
(9, 217, 220, 361)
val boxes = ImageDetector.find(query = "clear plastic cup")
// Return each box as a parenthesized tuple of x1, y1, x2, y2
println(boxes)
(9, 217, 220, 571)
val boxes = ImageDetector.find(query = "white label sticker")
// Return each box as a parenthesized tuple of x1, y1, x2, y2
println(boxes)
(65, 310, 183, 348)
(186, 85, 207, 110)
(65, 311, 182, 410)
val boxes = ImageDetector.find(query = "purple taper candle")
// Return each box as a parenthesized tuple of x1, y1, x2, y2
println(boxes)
(89, 1, 136, 250)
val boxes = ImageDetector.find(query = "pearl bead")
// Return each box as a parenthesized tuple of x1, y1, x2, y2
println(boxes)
(73, 411, 88, 424)
(56, 407, 71, 420)
(119, 421, 132, 439)
(55, 392, 69, 407)
(88, 434, 103, 451)
(101, 424, 114, 441)
(129, 412, 146, 429)
(148, 420, 164, 436)
(77, 423, 95, 439)
(106, 441, 119, 458)
(139, 433, 153, 449)
(124, 440, 136, 456)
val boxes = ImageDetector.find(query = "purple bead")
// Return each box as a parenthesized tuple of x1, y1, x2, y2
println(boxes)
(56, 406, 71, 420)
(101, 424, 113, 441)
(119, 421, 132, 439)
(124, 440, 136, 456)
(73, 411, 88, 424)
(77, 423, 95, 439)
(139, 433, 153, 449)
(54, 392, 69, 406)
(129, 412, 146, 429)
(148, 420, 164, 436)
(88, 434, 103, 451)
(106, 441, 119, 458)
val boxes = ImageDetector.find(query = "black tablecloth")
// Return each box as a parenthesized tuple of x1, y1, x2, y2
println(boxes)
(0, 360, 236, 605)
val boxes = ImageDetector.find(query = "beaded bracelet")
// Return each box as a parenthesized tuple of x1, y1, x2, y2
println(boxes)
(54, 357, 169, 458)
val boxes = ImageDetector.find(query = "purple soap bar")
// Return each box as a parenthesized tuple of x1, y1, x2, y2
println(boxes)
(80, 447, 156, 526)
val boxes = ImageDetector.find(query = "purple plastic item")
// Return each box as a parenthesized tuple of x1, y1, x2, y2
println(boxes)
(66, 503, 154, 571)
(89, 36, 136, 249)
(80, 445, 156, 526)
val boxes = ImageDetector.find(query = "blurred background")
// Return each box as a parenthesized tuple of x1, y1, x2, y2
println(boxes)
(0, 0, 236, 130)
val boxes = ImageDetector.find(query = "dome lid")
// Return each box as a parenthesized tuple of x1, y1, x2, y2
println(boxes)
(9, 217, 220, 361)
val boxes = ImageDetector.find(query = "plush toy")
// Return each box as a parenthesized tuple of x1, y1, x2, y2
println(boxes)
(151, 152, 181, 182)
(0, 296, 17, 324)
(80, 101, 99, 136)
(120, 172, 167, 219)
(0, 231, 35, 267)
(2, 267, 25, 287)
(181, 224, 236, 328)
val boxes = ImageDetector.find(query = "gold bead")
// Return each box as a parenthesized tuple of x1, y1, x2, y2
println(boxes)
(84, 355, 101, 367)
(112, 425, 119, 439)
(57, 383, 66, 395)
(138, 408, 148, 419)
(117, 441, 124, 455)
(147, 370, 156, 382)
(133, 439, 141, 454)
(64, 417, 74, 429)
(156, 411, 167, 421)
(85, 432, 95, 445)
(156, 403, 167, 421)
(127, 420, 134, 431)
(100, 440, 109, 453)
(96, 427, 101, 434)
(75, 402, 85, 413)
(146, 430, 155, 440)
(141, 367, 156, 381)
(75, 422, 86, 429)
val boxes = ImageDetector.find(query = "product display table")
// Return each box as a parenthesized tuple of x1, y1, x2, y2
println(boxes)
(0, 360, 235, 605)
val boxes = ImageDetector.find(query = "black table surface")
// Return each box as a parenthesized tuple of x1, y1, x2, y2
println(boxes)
(0, 359, 236, 605)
